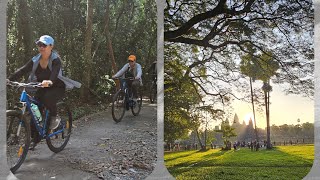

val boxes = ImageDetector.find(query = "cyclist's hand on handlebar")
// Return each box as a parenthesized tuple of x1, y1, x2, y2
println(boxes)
(6, 79, 10, 85)
(135, 76, 140, 80)
(41, 80, 53, 87)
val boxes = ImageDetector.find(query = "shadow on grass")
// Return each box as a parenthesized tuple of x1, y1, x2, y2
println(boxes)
(169, 149, 230, 168)
(202, 149, 234, 160)
(167, 147, 313, 179)
(273, 146, 314, 165)
(165, 150, 200, 162)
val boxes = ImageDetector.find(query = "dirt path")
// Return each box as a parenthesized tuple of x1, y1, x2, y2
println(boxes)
(11, 102, 157, 180)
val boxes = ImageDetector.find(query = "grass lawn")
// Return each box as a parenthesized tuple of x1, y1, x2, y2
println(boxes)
(164, 144, 314, 180)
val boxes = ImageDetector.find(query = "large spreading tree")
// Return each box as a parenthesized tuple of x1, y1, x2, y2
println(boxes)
(164, 0, 314, 144)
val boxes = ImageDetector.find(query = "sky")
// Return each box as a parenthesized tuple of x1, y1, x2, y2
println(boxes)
(232, 83, 314, 129)
(201, 67, 314, 130)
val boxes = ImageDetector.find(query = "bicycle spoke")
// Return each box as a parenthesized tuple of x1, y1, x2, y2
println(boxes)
(46, 102, 72, 153)
(131, 91, 142, 116)
(112, 91, 126, 122)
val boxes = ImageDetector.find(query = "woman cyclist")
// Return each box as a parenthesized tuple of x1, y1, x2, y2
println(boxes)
(8, 35, 81, 148)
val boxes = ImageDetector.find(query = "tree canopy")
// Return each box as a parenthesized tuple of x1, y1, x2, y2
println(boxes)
(164, 0, 314, 143)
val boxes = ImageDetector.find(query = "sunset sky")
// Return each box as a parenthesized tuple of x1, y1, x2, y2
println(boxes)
(232, 82, 314, 129)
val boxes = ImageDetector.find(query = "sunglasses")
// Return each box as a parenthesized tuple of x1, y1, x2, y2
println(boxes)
(128, 60, 134, 63)
(37, 42, 47, 48)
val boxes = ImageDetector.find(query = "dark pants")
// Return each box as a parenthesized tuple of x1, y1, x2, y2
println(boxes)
(35, 87, 65, 116)
(30, 87, 65, 142)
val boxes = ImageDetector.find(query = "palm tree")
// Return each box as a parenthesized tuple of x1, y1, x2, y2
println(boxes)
(262, 80, 272, 148)
(241, 52, 279, 149)
(240, 54, 260, 142)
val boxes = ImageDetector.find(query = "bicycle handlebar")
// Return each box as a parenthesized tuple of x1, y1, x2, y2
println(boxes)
(7, 80, 44, 89)
(112, 77, 135, 81)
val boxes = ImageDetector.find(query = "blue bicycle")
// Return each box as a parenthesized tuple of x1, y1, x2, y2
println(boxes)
(6, 81, 72, 173)
(111, 78, 142, 122)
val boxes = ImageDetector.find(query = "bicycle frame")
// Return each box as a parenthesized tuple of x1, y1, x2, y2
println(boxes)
(7, 81, 72, 173)
(119, 79, 129, 96)
(19, 88, 65, 138)
(111, 77, 142, 122)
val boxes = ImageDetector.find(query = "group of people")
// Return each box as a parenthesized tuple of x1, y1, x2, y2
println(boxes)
(8, 35, 154, 149)
(232, 140, 271, 151)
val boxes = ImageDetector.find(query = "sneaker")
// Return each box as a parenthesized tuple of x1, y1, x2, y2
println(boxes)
(29, 141, 38, 151)
(49, 116, 61, 130)
(29, 136, 41, 150)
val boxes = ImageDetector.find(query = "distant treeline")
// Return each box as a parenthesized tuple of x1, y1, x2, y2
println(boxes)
(167, 121, 314, 151)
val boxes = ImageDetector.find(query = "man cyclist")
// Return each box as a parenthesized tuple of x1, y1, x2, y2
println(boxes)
(112, 55, 142, 102)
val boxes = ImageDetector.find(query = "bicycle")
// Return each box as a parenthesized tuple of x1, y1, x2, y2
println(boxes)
(111, 78, 142, 122)
(6, 81, 72, 173)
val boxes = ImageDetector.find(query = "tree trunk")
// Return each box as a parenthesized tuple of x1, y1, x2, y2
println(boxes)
(17, 0, 32, 64)
(113, 0, 128, 39)
(204, 128, 207, 150)
(81, 0, 94, 100)
(195, 129, 203, 150)
(104, 0, 120, 89)
(265, 81, 272, 149)
(62, 0, 74, 77)
(105, 0, 118, 75)
(250, 77, 259, 142)
(204, 119, 209, 151)
(266, 90, 271, 149)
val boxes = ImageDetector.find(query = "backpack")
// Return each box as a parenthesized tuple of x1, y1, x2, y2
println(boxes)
(125, 67, 134, 78)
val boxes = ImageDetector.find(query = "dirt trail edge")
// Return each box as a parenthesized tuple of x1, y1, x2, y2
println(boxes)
(12, 103, 157, 180)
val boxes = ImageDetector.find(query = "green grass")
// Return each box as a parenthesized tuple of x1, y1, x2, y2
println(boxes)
(164, 145, 314, 180)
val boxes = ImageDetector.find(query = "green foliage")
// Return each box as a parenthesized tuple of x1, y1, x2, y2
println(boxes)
(165, 0, 314, 97)
(96, 75, 116, 99)
(199, 129, 216, 145)
(72, 106, 94, 120)
(72, 104, 106, 120)
(165, 145, 314, 180)
(165, 112, 191, 144)
(270, 122, 314, 141)
(215, 120, 236, 147)
(164, 57, 204, 143)
(240, 52, 280, 82)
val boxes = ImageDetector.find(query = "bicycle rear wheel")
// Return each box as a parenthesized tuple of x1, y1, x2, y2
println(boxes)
(46, 102, 72, 153)
(131, 89, 142, 116)
(6, 110, 31, 173)
(112, 90, 126, 122)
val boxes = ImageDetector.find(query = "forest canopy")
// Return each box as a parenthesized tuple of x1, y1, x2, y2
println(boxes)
(7, 0, 157, 104)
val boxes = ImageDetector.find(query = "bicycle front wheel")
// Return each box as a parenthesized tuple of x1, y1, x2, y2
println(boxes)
(112, 90, 126, 122)
(131, 90, 142, 116)
(6, 110, 31, 173)
(46, 102, 72, 153)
